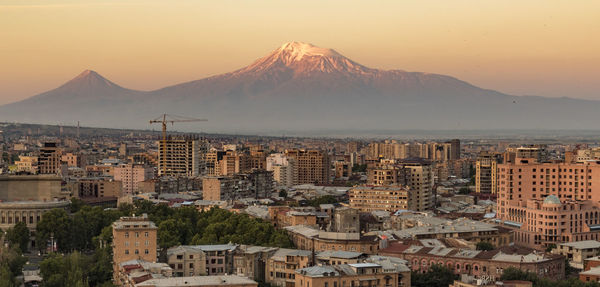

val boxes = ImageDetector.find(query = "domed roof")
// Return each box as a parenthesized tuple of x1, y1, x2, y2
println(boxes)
(543, 195, 561, 205)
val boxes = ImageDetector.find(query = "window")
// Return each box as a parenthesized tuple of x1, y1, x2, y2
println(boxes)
(125, 249, 129, 254)
(135, 249, 139, 254)
(145, 249, 149, 254)
(125, 232, 129, 238)
(145, 232, 149, 237)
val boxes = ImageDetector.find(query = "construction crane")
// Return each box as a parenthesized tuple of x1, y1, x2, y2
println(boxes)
(149, 114, 207, 176)
(149, 114, 208, 142)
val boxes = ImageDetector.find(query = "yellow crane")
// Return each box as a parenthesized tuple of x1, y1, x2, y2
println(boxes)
(149, 114, 207, 175)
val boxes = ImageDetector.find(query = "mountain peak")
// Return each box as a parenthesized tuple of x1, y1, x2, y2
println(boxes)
(76, 69, 100, 78)
(277, 41, 342, 61)
(233, 41, 371, 76)
(51, 69, 127, 95)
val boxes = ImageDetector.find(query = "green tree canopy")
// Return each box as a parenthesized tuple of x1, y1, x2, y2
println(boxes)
(5, 221, 30, 254)
(476, 241, 495, 251)
(411, 264, 458, 287)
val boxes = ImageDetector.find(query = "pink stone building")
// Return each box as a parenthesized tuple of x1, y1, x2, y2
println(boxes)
(114, 164, 155, 195)
(497, 159, 600, 249)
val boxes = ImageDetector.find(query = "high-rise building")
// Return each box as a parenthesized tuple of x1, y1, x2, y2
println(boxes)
(497, 160, 600, 249)
(476, 152, 502, 194)
(157, 136, 208, 177)
(219, 150, 250, 176)
(202, 176, 236, 201)
(284, 149, 329, 185)
(401, 160, 434, 211)
(114, 164, 155, 195)
(334, 160, 352, 179)
(366, 160, 434, 211)
(266, 154, 297, 187)
(112, 214, 158, 276)
(448, 139, 461, 160)
(38, 142, 62, 174)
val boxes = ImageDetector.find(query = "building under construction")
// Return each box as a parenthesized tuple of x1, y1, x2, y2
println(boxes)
(157, 135, 209, 177)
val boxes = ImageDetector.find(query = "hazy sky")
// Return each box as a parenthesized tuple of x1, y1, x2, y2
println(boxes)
(1, 0, 599, 105)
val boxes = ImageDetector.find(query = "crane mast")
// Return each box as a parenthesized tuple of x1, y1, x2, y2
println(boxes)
(149, 114, 207, 176)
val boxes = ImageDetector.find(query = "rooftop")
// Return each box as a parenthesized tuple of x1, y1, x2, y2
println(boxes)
(559, 240, 600, 249)
(136, 275, 257, 287)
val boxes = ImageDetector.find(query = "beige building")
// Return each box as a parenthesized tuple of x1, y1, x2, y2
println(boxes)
(552, 240, 600, 269)
(366, 160, 434, 211)
(38, 142, 63, 175)
(15, 155, 38, 174)
(349, 185, 409, 212)
(202, 176, 235, 201)
(167, 245, 207, 277)
(403, 161, 434, 211)
(266, 248, 312, 287)
(285, 149, 330, 185)
(233, 245, 279, 282)
(295, 263, 407, 287)
(68, 178, 122, 200)
(112, 214, 158, 277)
(114, 164, 155, 195)
(157, 136, 208, 177)
(267, 154, 297, 187)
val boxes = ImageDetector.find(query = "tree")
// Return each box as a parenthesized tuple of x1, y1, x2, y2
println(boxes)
(352, 164, 367, 172)
(40, 252, 90, 287)
(69, 197, 86, 213)
(457, 187, 471, 195)
(476, 241, 495, 251)
(5, 222, 30, 253)
(545, 243, 557, 252)
(308, 195, 338, 207)
(36, 209, 72, 252)
(0, 247, 27, 286)
(158, 219, 180, 249)
(411, 264, 458, 287)
(278, 190, 288, 198)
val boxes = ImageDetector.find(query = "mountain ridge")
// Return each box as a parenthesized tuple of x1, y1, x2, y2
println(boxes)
(1, 41, 599, 133)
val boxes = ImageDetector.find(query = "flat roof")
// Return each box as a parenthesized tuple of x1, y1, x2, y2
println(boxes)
(136, 275, 257, 287)
(560, 240, 600, 250)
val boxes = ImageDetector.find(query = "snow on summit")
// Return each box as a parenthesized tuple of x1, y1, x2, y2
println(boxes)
(234, 41, 373, 76)
(277, 41, 342, 61)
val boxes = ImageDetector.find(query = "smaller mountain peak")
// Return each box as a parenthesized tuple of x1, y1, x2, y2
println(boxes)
(56, 69, 123, 92)
(76, 69, 101, 79)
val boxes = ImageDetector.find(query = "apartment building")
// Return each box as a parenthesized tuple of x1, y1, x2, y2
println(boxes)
(285, 149, 330, 185)
(167, 245, 207, 277)
(267, 154, 297, 187)
(157, 136, 208, 177)
(38, 142, 62, 174)
(114, 164, 154, 195)
(366, 160, 434, 211)
(295, 263, 408, 287)
(266, 248, 312, 287)
(476, 152, 502, 194)
(349, 185, 409, 213)
(112, 214, 158, 277)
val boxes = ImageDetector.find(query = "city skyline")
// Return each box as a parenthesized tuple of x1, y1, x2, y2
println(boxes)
(1, 0, 599, 105)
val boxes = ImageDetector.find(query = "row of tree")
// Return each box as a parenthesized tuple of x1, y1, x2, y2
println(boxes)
(30, 198, 294, 286)
(500, 267, 600, 287)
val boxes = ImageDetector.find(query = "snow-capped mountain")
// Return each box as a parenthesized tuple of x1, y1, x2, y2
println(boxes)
(1, 42, 600, 134)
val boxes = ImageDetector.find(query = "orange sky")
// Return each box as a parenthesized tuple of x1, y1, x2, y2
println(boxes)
(1, 0, 599, 104)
